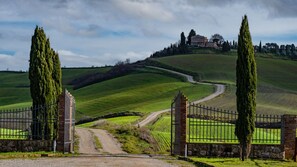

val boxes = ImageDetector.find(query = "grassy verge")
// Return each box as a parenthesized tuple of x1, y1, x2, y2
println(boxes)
(0, 151, 65, 159)
(77, 115, 141, 128)
(188, 157, 296, 167)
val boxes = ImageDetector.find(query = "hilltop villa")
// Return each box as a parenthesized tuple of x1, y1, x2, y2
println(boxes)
(191, 34, 219, 49)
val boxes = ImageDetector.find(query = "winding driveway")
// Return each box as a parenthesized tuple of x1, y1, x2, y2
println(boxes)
(137, 66, 225, 127)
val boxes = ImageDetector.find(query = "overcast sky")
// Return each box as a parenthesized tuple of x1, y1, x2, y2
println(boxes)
(1, 0, 297, 70)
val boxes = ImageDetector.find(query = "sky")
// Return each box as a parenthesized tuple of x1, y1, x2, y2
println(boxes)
(1, 0, 297, 70)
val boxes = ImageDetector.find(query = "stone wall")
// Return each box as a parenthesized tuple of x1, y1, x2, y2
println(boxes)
(187, 143, 284, 159)
(0, 140, 53, 152)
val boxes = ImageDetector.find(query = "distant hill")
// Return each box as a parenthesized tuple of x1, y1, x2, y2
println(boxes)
(2, 49, 296, 119)
(150, 52, 297, 115)
(0, 67, 214, 122)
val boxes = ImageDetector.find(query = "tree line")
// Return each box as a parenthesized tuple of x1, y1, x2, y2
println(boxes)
(256, 42, 297, 59)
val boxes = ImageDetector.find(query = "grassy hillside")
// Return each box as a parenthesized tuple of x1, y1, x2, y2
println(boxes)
(72, 68, 214, 120)
(0, 67, 215, 121)
(153, 53, 297, 114)
(0, 67, 111, 110)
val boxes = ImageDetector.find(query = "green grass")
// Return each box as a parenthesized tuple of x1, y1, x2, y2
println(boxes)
(150, 115, 281, 153)
(0, 67, 110, 109)
(189, 157, 297, 167)
(77, 116, 140, 128)
(106, 116, 140, 125)
(151, 131, 171, 153)
(0, 67, 214, 121)
(61, 67, 111, 85)
(0, 128, 27, 140)
(149, 114, 172, 153)
(154, 53, 297, 114)
(154, 53, 297, 90)
(71, 70, 214, 120)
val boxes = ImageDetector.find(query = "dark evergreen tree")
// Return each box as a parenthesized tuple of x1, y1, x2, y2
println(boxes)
(259, 41, 262, 53)
(291, 44, 295, 58)
(235, 15, 257, 161)
(222, 40, 231, 52)
(180, 32, 186, 47)
(179, 32, 187, 54)
(29, 26, 62, 140)
(187, 29, 196, 45)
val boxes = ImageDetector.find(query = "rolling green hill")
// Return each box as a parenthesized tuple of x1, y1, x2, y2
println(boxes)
(72, 68, 214, 120)
(0, 67, 111, 109)
(153, 53, 297, 114)
(0, 67, 214, 121)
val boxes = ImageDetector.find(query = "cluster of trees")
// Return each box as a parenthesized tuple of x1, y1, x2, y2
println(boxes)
(150, 29, 197, 58)
(29, 26, 62, 140)
(257, 41, 297, 59)
(222, 41, 231, 52)
(150, 29, 238, 58)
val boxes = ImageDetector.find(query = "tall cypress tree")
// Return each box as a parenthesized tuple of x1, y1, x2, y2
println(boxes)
(179, 32, 186, 53)
(259, 41, 262, 53)
(235, 15, 257, 161)
(29, 26, 62, 140)
(187, 29, 196, 45)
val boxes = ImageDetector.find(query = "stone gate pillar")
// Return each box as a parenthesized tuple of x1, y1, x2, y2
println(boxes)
(281, 115, 297, 159)
(174, 92, 188, 156)
(57, 89, 75, 153)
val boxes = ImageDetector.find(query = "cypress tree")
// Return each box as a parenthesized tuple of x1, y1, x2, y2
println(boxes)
(29, 26, 62, 140)
(179, 32, 186, 53)
(187, 29, 196, 45)
(235, 15, 257, 161)
(259, 41, 262, 53)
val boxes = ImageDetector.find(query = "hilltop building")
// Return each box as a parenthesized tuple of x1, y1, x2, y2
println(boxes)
(190, 34, 219, 49)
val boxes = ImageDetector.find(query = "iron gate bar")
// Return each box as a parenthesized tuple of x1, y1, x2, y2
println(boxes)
(186, 103, 282, 144)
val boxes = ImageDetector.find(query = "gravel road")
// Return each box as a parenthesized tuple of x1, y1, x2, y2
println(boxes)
(76, 128, 98, 154)
(137, 66, 226, 127)
(0, 156, 191, 167)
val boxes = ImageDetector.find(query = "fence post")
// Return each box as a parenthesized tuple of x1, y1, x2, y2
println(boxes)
(173, 92, 188, 156)
(281, 115, 297, 160)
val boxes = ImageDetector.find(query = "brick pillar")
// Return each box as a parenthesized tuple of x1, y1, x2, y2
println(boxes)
(174, 92, 188, 156)
(56, 91, 65, 152)
(281, 115, 297, 159)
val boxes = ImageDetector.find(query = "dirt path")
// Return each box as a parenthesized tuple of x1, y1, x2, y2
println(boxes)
(76, 127, 126, 155)
(0, 156, 193, 167)
(90, 129, 127, 154)
(76, 128, 98, 154)
(137, 66, 225, 127)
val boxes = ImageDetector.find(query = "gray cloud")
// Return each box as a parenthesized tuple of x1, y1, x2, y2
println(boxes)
(0, 0, 297, 70)
(255, 0, 297, 18)
(185, 0, 297, 18)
